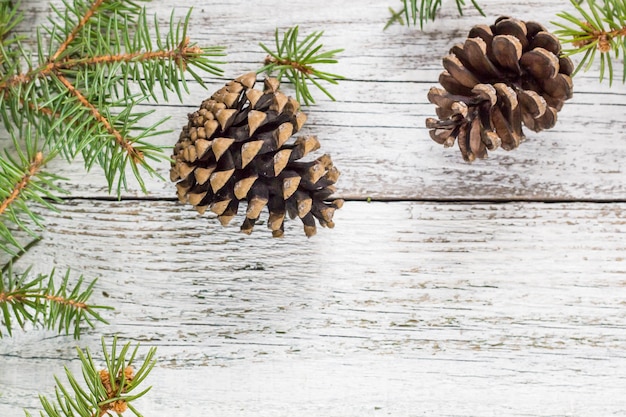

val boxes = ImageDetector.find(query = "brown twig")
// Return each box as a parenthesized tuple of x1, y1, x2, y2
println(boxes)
(45, 294, 88, 310)
(0, 292, 25, 304)
(0, 0, 173, 166)
(0, 292, 87, 310)
(0, 37, 201, 90)
(0, 152, 44, 217)
(55, 36, 202, 70)
(0, 73, 32, 90)
(573, 22, 626, 52)
(0, 0, 106, 91)
(55, 74, 144, 163)
(264, 55, 314, 75)
(50, 0, 106, 62)
(0, 37, 203, 165)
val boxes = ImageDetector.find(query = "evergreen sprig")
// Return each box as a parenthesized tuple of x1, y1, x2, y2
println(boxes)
(385, 0, 485, 30)
(258, 26, 344, 105)
(25, 337, 157, 417)
(0, 130, 66, 255)
(553, 0, 626, 84)
(0, 1, 226, 341)
(0, 0, 226, 196)
(0, 265, 111, 338)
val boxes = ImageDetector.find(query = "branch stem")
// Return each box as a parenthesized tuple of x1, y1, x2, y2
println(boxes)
(264, 55, 313, 75)
(0, 292, 25, 303)
(0, 39, 199, 90)
(50, 0, 106, 62)
(56, 37, 201, 69)
(0, 292, 86, 309)
(0, 152, 44, 217)
(45, 294, 87, 309)
(0, 39, 201, 165)
(573, 22, 626, 52)
(55, 74, 143, 163)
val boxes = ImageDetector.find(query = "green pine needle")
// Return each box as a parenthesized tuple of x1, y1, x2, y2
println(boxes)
(1, 0, 227, 277)
(0, 265, 112, 338)
(258, 26, 344, 106)
(385, 0, 485, 30)
(0, 0, 23, 45)
(1, 1, 226, 198)
(0, 134, 66, 256)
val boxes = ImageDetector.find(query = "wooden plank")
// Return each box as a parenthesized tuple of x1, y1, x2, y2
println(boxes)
(2, 1, 626, 416)
(2, 0, 624, 200)
(1, 200, 626, 416)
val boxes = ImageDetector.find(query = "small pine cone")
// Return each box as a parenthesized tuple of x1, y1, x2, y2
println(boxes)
(427, 17, 574, 162)
(170, 73, 343, 237)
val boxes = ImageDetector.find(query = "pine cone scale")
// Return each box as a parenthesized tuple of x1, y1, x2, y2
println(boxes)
(469, 116, 487, 159)
(273, 149, 292, 176)
(238, 140, 261, 167)
(541, 73, 573, 102)
(494, 18, 529, 49)
(212, 137, 236, 160)
(439, 71, 473, 96)
(210, 198, 231, 216)
(490, 106, 517, 151)
(492, 35, 523, 74)
(281, 173, 301, 199)
(520, 48, 559, 80)
(443, 55, 480, 88)
(525, 21, 548, 38)
(530, 31, 561, 55)
(558, 56, 575, 76)
(468, 24, 494, 49)
(234, 175, 258, 200)
(247, 110, 267, 135)
(463, 38, 502, 80)
(493, 83, 524, 140)
(209, 168, 234, 193)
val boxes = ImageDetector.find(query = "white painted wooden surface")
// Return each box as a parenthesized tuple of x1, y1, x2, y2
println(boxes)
(1, 0, 626, 416)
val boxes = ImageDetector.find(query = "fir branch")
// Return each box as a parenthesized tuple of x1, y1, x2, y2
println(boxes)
(385, 0, 485, 30)
(0, 151, 45, 215)
(54, 73, 143, 163)
(258, 26, 344, 106)
(0, 139, 65, 255)
(0, 0, 225, 195)
(50, 0, 106, 62)
(0, 266, 111, 338)
(0, 0, 24, 77)
(24, 337, 156, 417)
(54, 38, 203, 71)
(553, 0, 626, 84)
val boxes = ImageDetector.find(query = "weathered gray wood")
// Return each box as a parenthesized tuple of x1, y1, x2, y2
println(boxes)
(2, 1, 626, 416)
(2, 200, 626, 416)
(6, 0, 625, 200)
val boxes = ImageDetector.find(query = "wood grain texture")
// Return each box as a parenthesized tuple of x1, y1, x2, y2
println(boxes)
(2, 200, 626, 416)
(6, 0, 625, 200)
(1, 1, 626, 416)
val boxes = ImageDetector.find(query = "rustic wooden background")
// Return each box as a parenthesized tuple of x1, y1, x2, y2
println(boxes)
(1, 0, 626, 416)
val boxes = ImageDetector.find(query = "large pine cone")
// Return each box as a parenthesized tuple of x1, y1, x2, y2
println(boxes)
(427, 17, 574, 162)
(170, 73, 343, 237)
